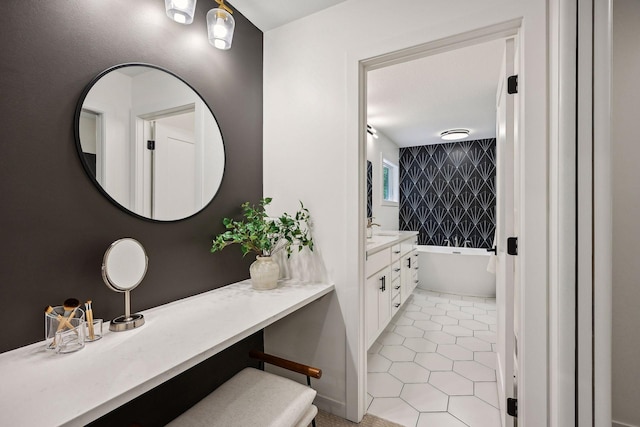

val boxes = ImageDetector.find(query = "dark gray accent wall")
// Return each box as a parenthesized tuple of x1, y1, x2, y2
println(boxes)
(399, 139, 496, 248)
(0, 0, 262, 352)
(0, 0, 264, 422)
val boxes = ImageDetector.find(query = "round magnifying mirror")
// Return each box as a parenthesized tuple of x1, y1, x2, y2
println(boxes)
(102, 238, 148, 331)
(75, 63, 225, 221)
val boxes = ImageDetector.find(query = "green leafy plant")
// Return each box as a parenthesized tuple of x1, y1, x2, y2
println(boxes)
(210, 198, 314, 258)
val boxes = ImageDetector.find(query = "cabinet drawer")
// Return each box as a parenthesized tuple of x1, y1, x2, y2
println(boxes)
(401, 237, 418, 255)
(391, 294, 401, 316)
(391, 260, 401, 281)
(391, 277, 401, 299)
(366, 248, 391, 278)
(391, 244, 402, 261)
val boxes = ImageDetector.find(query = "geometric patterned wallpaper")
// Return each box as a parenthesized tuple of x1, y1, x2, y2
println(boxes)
(367, 160, 373, 219)
(399, 139, 496, 248)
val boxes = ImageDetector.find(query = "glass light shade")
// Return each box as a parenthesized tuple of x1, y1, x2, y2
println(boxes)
(207, 8, 235, 50)
(440, 129, 470, 141)
(165, 0, 197, 25)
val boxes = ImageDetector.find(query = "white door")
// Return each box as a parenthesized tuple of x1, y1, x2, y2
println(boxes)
(153, 115, 196, 220)
(495, 37, 518, 427)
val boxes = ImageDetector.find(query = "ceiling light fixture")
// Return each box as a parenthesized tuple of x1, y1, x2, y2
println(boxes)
(165, 0, 236, 50)
(207, 0, 235, 50)
(440, 129, 470, 141)
(367, 125, 379, 139)
(165, 0, 197, 25)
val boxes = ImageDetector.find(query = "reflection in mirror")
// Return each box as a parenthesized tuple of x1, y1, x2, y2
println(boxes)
(75, 63, 225, 221)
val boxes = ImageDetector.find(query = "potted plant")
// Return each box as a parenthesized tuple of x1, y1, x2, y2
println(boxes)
(210, 197, 314, 290)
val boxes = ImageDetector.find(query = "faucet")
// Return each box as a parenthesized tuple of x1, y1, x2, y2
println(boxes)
(463, 239, 471, 248)
(366, 218, 380, 238)
(453, 236, 459, 247)
(444, 238, 451, 247)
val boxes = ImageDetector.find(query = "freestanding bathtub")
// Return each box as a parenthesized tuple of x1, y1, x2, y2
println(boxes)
(417, 245, 496, 297)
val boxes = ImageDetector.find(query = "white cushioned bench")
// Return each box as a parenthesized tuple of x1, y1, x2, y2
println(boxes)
(167, 351, 321, 427)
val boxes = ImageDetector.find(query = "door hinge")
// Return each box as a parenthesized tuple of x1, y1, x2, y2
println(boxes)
(147, 140, 155, 150)
(507, 237, 518, 256)
(507, 398, 518, 417)
(507, 75, 518, 94)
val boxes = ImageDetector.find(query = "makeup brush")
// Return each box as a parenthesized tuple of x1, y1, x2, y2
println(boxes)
(61, 298, 80, 330)
(62, 298, 80, 314)
(45, 306, 75, 347)
(85, 300, 95, 340)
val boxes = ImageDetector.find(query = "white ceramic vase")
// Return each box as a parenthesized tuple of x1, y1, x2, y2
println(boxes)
(249, 256, 280, 290)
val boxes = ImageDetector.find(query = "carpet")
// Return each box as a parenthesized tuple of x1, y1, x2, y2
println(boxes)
(315, 410, 405, 427)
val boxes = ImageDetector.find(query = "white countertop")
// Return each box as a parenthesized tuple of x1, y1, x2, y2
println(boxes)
(366, 230, 419, 256)
(0, 279, 334, 426)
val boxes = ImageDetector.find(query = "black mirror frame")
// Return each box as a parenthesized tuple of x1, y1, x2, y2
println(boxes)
(73, 62, 226, 222)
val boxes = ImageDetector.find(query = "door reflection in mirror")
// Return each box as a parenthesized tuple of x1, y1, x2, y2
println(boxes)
(75, 63, 225, 221)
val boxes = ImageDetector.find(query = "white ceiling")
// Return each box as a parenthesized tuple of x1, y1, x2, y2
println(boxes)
(228, 0, 505, 148)
(367, 39, 506, 147)
(229, 0, 347, 32)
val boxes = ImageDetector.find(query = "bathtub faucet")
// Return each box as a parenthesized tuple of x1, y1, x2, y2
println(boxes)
(463, 240, 471, 248)
(453, 236, 459, 247)
(444, 239, 451, 247)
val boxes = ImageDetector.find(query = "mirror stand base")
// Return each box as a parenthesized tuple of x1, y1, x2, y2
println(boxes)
(109, 313, 145, 332)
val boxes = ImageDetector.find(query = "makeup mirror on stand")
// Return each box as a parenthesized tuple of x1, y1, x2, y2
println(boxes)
(102, 238, 148, 331)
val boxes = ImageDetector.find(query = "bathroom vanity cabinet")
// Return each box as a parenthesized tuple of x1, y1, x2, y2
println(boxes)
(365, 232, 418, 348)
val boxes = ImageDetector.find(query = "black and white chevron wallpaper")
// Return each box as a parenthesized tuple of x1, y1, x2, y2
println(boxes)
(399, 139, 496, 248)
(367, 161, 373, 219)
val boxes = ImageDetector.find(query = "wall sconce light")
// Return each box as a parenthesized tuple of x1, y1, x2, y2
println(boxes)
(207, 0, 235, 50)
(367, 124, 379, 139)
(165, 0, 197, 25)
(440, 129, 470, 141)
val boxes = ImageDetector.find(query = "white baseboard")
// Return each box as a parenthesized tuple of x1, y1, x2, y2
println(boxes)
(314, 393, 346, 419)
(613, 420, 640, 427)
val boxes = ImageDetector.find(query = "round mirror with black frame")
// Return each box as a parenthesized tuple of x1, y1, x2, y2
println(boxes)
(74, 63, 225, 222)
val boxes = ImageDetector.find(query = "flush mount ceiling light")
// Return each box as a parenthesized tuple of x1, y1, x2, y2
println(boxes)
(207, 0, 235, 50)
(367, 124, 379, 139)
(165, 0, 197, 25)
(440, 129, 470, 141)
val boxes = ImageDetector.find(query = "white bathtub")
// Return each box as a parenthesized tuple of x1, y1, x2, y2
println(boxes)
(417, 245, 496, 297)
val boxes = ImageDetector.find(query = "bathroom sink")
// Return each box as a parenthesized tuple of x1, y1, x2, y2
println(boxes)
(366, 235, 396, 248)
(374, 231, 401, 237)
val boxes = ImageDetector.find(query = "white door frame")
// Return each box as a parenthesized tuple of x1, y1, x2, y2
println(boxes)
(549, 0, 612, 424)
(495, 36, 517, 427)
(356, 20, 526, 423)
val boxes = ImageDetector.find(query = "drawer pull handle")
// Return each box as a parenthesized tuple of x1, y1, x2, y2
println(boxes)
(394, 286, 401, 290)
(394, 303, 401, 308)
(414, 280, 419, 284)
(394, 268, 401, 272)
(393, 250, 401, 254)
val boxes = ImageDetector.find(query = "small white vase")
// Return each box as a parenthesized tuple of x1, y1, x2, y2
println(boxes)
(249, 256, 280, 290)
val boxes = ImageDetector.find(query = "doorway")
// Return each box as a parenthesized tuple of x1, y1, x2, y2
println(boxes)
(360, 24, 521, 426)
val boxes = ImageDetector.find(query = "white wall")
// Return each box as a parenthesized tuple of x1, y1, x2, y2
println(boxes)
(263, 0, 549, 423)
(84, 71, 132, 208)
(612, 0, 640, 425)
(366, 131, 399, 231)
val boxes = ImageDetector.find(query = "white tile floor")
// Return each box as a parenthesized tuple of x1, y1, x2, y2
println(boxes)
(366, 288, 500, 427)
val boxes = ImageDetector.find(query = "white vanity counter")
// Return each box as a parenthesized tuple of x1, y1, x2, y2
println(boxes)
(366, 230, 419, 256)
(0, 279, 334, 427)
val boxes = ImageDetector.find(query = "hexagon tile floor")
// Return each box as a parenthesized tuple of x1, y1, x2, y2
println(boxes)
(366, 288, 499, 427)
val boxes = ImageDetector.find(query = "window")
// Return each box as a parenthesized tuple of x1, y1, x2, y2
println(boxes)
(382, 157, 399, 205)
